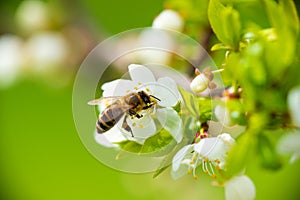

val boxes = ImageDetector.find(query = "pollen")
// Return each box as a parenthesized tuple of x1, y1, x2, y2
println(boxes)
(126, 89, 130, 93)
(105, 102, 110, 107)
(132, 122, 136, 127)
(138, 124, 144, 128)
(138, 82, 142, 85)
(146, 87, 150, 92)
(193, 175, 198, 180)
(211, 174, 217, 179)
(134, 86, 138, 90)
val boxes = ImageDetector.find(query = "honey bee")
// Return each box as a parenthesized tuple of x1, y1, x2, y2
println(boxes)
(88, 90, 160, 137)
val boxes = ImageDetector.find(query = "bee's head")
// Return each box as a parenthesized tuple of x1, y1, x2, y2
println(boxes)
(138, 90, 160, 105)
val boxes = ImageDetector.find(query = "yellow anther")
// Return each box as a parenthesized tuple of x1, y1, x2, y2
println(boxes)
(138, 82, 142, 85)
(126, 89, 131, 93)
(193, 175, 198, 180)
(187, 169, 192, 174)
(204, 170, 208, 174)
(134, 86, 138, 90)
(138, 124, 144, 128)
(211, 174, 217, 179)
(190, 161, 194, 165)
(132, 122, 136, 127)
(146, 87, 150, 92)
(150, 113, 155, 118)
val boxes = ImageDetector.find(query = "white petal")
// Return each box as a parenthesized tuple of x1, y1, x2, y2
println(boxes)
(277, 132, 300, 155)
(152, 10, 184, 32)
(225, 175, 256, 200)
(142, 82, 179, 107)
(171, 164, 189, 180)
(156, 108, 183, 143)
(94, 125, 127, 148)
(157, 77, 180, 99)
(101, 79, 137, 97)
(194, 134, 234, 167)
(128, 64, 156, 83)
(288, 86, 300, 126)
(172, 144, 194, 171)
(126, 118, 156, 144)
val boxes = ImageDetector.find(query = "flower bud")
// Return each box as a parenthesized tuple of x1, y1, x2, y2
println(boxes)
(152, 10, 184, 32)
(190, 73, 210, 93)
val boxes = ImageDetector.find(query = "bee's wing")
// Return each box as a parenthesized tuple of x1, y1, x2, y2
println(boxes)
(87, 96, 123, 105)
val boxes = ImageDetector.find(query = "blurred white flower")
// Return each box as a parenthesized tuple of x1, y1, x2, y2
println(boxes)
(225, 175, 256, 200)
(24, 32, 69, 73)
(171, 133, 235, 180)
(215, 104, 235, 127)
(95, 64, 182, 146)
(207, 120, 246, 139)
(288, 86, 300, 127)
(277, 131, 300, 163)
(152, 10, 184, 32)
(15, 0, 50, 33)
(136, 29, 174, 65)
(0, 35, 24, 88)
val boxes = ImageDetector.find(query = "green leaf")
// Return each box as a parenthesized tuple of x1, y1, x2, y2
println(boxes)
(211, 43, 234, 51)
(140, 129, 175, 153)
(224, 132, 255, 178)
(257, 133, 282, 170)
(116, 129, 175, 154)
(178, 87, 200, 117)
(116, 140, 142, 153)
(208, 0, 241, 49)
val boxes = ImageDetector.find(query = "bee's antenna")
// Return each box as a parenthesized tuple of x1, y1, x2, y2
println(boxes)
(150, 95, 161, 101)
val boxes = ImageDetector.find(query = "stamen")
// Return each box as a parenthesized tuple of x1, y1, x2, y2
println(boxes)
(146, 87, 150, 92)
(192, 154, 200, 179)
(132, 122, 136, 127)
(208, 162, 216, 178)
(138, 124, 144, 128)
(126, 89, 130, 93)
(134, 86, 138, 90)
(138, 82, 142, 85)
(202, 159, 207, 174)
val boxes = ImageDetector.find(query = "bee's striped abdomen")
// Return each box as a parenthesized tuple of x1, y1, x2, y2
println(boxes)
(96, 104, 126, 134)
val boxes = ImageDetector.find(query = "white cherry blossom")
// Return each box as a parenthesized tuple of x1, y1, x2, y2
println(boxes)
(171, 133, 235, 180)
(225, 175, 256, 200)
(95, 64, 182, 146)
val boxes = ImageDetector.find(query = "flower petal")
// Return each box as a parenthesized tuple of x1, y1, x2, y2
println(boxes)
(157, 77, 180, 98)
(156, 107, 183, 143)
(126, 117, 156, 144)
(94, 123, 127, 148)
(128, 64, 156, 83)
(225, 175, 256, 200)
(194, 133, 234, 168)
(172, 144, 194, 171)
(171, 164, 189, 180)
(101, 79, 137, 97)
(277, 131, 300, 156)
(142, 82, 179, 107)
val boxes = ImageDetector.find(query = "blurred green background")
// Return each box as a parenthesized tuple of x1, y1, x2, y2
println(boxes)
(1, 0, 300, 200)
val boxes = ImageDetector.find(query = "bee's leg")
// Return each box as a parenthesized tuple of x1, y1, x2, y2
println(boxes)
(128, 109, 143, 119)
(122, 115, 134, 137)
